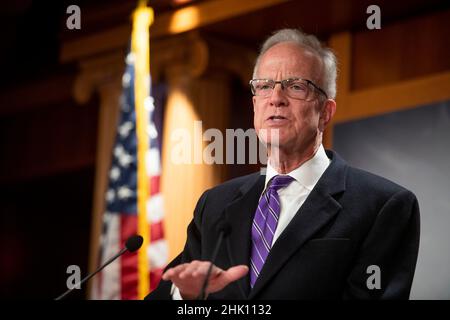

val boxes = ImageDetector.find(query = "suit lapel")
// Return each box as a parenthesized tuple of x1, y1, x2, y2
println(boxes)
(224, 173, 265, 299)
(248, 150, 348, 299)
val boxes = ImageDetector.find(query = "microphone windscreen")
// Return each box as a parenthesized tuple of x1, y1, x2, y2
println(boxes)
(125, 235, 143, 252)
(216, 220, 232, 237)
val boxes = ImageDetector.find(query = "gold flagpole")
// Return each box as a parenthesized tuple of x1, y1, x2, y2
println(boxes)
(132, 0, 154, 299)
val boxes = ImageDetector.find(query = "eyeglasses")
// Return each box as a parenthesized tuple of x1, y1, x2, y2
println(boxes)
(249, 78, 328, 101)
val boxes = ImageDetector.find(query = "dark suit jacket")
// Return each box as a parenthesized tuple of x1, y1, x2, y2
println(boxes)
(146, 150, 420, 300)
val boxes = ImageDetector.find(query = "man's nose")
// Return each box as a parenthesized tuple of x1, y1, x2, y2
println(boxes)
(269, 83, 288, 107)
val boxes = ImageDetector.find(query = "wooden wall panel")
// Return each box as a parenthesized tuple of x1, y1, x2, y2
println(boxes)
(352, 9, 450, 91)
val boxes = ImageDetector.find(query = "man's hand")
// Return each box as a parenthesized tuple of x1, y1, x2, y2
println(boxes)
(162, 260, 249, 299)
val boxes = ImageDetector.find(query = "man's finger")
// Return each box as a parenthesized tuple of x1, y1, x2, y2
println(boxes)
(207, 265, 249, 293)
(192, 262, 213, 277)
(223, 265, 249, 283)
(179, 261, 208, 279)
(162, 263, 188, 280)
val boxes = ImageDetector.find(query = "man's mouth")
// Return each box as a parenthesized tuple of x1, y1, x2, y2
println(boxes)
(267, 115, 288, 121)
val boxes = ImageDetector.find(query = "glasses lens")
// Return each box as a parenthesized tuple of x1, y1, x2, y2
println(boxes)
(251, 80, 274, 96)
(284, 79, 310, 100)
(251, 78, 322, 100)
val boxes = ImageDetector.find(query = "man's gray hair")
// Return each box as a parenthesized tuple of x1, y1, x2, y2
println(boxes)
(252, 28, 337, 99)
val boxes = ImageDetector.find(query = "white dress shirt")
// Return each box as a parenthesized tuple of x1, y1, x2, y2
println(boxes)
(171, 145, 330, 299)
(264, 144, 330, 245)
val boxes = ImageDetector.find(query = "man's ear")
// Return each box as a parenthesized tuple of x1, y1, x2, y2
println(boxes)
(319, 99, 336, 132)
(252, 96, 257, 112)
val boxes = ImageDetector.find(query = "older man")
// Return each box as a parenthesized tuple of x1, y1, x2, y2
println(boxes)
(146, 29, 420, 300)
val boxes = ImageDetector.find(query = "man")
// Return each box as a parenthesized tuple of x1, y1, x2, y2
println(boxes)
(146, 29, 420, 300)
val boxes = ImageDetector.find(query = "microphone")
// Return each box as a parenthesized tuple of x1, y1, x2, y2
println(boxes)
(197, 221, 232, 300)
(55, 234, 143, 300)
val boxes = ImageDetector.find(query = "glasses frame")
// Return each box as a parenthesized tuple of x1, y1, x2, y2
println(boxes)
(249, 78, 328, 100)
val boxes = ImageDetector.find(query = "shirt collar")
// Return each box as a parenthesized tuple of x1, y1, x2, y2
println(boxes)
(265, 144, 330, 191)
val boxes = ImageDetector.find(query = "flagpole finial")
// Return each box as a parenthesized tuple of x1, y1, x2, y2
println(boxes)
(133, 0, 154, 29)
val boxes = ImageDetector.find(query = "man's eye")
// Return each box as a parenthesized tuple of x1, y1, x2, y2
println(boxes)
(257, 84, 272, 90)
(289, 84, 307, 91)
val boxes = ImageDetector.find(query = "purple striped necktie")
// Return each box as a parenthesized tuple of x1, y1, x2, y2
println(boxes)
(250, 174, 295, 288)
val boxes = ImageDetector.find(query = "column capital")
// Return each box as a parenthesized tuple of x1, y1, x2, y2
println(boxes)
(73, 51, 125, 105)
(152, 32, 256, 86)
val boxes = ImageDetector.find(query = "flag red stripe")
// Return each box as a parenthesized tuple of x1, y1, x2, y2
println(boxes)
(150, 220, 164, 242)
(150, 268, 164, 291)
(120, 215, 138, 300)
(149, 176, 160, 195)
(119, 214, 165, 298)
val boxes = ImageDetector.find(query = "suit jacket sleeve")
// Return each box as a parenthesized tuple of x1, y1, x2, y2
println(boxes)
(343, 189, 420, 299)
(144, 190, 209, 300)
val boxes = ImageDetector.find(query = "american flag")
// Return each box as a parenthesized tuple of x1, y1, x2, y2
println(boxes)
(90, 40, 167, 299)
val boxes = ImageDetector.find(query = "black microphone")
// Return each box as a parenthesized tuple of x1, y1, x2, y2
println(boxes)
(55, 234, 143, 300)
(197, 221, 232, 300)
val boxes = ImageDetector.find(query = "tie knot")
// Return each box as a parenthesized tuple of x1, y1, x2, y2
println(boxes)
(268, 175, 295, 191)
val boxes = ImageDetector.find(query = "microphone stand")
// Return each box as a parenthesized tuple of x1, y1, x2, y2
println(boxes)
(55, 247, 127, 300)
(197, 231, 226, 300)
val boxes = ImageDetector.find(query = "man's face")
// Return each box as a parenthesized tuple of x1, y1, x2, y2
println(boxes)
(253, 42, 332, 153)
